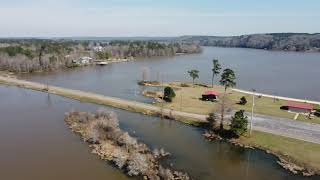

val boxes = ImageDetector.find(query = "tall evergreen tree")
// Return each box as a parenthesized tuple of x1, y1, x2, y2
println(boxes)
(212, 58, 221, 87)
(219, 68, 236, 130)
(230, 110, 248, 136)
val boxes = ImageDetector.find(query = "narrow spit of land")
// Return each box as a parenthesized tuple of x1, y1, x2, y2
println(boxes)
(0, 75, 206, 124)
(0, 75, 320, 145)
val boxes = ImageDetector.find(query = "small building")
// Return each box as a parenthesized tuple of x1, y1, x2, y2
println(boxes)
(80, 57, 93, 64)
(202, 91, 219, 101)
(283, 102, 314, 113)
(72, 57, 93, 66)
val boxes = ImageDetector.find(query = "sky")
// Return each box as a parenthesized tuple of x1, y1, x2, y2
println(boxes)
(0, 0, 319, 37)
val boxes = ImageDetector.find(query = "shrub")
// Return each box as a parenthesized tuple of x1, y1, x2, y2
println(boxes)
(239, 96, 247, 105)
(127, 153, 149, 176)
(0, 46, 35, 59)
(180, 83, 190, 87)
(163, 86, 176, 102)
(230, 110, 248, 137)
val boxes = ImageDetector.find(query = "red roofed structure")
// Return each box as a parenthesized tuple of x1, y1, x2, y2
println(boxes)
(285, 101, 314, 113)
(203, 91, 219, 96)
(202, 91, 219, 101)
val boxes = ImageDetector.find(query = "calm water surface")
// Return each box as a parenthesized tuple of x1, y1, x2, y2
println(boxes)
(22, 47, 320, 102)
(0, 85, 317, 180)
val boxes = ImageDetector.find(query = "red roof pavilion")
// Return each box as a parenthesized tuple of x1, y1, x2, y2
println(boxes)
(203, 90, 219, 96)
(286, 101, 314, 110)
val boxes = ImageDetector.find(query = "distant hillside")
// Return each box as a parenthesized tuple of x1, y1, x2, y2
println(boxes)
(3, 33, 320, 52)
(175, 33, 320, 52)
(55, 37, 176, 42)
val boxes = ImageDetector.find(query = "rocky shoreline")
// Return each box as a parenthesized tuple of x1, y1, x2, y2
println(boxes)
(65, 109, 191, 180)
(202, 131, 318, 177)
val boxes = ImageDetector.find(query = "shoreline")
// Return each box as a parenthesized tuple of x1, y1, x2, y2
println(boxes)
(0, 75, 207, 126)
(140, 81, 320, 176)
(233, 139, 318, 176)
(0, 76, 319, 176)
(203, 130, 319, 176)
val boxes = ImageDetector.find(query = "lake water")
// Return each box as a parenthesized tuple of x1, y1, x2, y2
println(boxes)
(2, 47, 320, 179)
(22, 47, 320, 102)
(0, 85, 316, 180)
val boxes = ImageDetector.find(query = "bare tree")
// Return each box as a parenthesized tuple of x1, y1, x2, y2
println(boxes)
(141, 67, 150, 82)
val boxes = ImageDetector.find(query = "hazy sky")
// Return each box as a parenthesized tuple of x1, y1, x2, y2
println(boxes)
(0, 0, 319, 37)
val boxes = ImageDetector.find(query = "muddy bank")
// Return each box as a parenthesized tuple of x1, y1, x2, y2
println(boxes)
(0, 71, 16, 78)
(65, 109, 190, 180)
(234, 140, 319, 177)
(142, 90, 163, 103)
(203, 131, 319, 177)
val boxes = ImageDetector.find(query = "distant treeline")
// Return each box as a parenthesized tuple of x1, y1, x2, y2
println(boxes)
(176, 33, 320, 52)
(0, 40, 79, 73)
(0, 39, 201, 73)
(94, 41, 201, 59)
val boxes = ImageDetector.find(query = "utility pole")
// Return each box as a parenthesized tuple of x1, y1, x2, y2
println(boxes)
(180, 91, 183, 111)
(161, 98, 164, 119)
(161, 73, 164, 119)
(250, 89, 256, 137)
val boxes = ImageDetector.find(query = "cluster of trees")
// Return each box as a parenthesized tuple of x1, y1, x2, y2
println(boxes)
(0, 46, 34, 59)
(0, 39, 201, 73)
(95, 51, 111, 60)
(187, 58, 248, 137)
(94, 41, 202, 59)
(0, 40, 78, 73)
(208, 110, 248, 137)
(215, 62, 249, 137)
(178, 33, 320, 52)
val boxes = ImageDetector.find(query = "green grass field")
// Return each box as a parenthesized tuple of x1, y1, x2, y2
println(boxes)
(239, 131, 320, 173)
(153, 82, 320, 124)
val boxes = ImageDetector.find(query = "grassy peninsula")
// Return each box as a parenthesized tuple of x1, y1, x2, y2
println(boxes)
(146, 82, 320, 124)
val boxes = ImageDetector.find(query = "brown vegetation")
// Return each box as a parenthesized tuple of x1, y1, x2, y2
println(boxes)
(65, 109, 190, 180)
(0, 40, 201, 73)
(96, 41, 202, 59)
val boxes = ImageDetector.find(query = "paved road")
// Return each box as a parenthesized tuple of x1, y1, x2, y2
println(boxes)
(233, 88, 320, 105)
(1, 75, 320, 144)
(247, 113, 320, 144)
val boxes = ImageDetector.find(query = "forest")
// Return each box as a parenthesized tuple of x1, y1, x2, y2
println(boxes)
(0, 39, 201, 73)
(176, 33, 320, 52)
